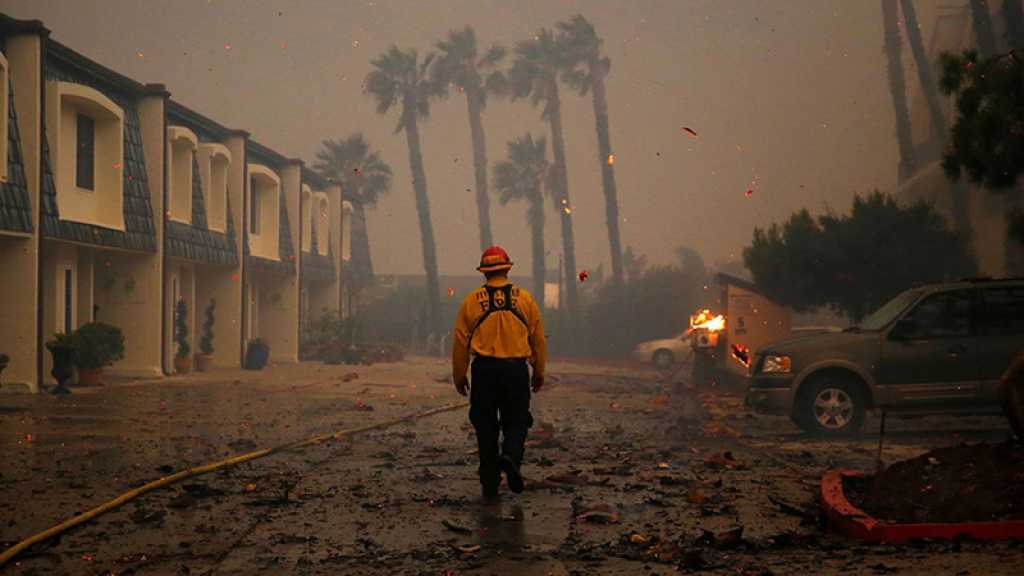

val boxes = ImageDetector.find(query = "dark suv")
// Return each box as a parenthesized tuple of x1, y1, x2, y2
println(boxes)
(745, 279, 1024, 435)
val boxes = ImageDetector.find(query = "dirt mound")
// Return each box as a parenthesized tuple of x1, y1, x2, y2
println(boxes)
(844, 441, 1024, 524)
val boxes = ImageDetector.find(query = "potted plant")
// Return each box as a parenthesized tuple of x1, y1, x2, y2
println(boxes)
(174, 299, 192, 374)
(244, 338, 270, 370)
(70, 322, 125, 386)
(195, 299, 216, 372)
(45, 333, 76, 394)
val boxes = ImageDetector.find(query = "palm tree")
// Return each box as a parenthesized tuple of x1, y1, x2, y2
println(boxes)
(312, 134, 392, 296)
(881, 0, 916, 183)
(900, 0, 972, 235)
(365, 46, 444, 334)
(557, 14, 624, 291)
(432, 27, 506, 251)
(508, 28, 579, 320)
(493, 134, 550, 303)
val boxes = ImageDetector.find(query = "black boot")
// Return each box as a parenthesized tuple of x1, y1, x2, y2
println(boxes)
(499, 455, 524, 494)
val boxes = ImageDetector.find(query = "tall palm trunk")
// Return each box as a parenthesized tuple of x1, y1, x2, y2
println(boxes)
(1004, 1, 1024, 274)
(350, 199, 374, 286)
(970, 0, 997, 57)
(402, 99, 442, 335)
(1004, 0, 1024, 48)
(901, 0, 972, 236)
(546, 85, 578, 320)
(466, 90, 493, 250)
(589, 62, 623, 290)
(528, 198, 545, 310)
(883, 0, 916, 182)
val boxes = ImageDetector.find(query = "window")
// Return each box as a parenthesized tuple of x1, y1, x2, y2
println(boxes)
(198, 143, 231, 232)
(46, 81, 125, 230)
(249, 177, 260, 235)
(63, 268, 73, 334)
(76, 114, 95, 190)
(980, 286, 1024, 336)
(903, 290, 972, 339)
(316, 196, 329, 255)
(0, 52, 8, 182)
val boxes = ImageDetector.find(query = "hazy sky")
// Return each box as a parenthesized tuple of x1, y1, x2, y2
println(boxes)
(5, 0, 956, 276)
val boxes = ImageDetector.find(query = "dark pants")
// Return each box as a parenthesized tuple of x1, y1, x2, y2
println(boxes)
(469, 356, 533, 490)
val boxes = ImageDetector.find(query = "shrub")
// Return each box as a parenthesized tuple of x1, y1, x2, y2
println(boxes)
(199, 299, 215, 356)
(174, 299, 190, 359)
(244, 338, 271, 370)
(71, 322, 125, 370)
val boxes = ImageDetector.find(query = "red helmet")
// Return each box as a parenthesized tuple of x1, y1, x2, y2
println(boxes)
(477, 245, 513, 272)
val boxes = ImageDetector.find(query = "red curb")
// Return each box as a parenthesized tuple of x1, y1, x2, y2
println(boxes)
(821, 469, 1024, 543)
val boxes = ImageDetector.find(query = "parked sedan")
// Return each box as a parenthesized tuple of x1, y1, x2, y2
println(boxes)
(632, 333, 694, 369)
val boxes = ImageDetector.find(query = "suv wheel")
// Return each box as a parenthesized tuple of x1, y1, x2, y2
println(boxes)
(652, 349, 675, 370)
(794, 376, 866, 436)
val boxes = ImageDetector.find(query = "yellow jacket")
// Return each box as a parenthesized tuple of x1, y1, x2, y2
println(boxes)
(452, 278, 546, 381)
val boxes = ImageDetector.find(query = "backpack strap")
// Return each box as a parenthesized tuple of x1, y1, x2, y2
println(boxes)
(467, 284, 529, 349)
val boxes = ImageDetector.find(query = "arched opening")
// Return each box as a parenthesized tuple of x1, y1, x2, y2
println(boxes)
(0, 52, 8, 182)
(301, 185, 312, 252)
(316, 194, 329, 256)
(45, 81, 124, 230)
(247, 164, 280, 260)
(198, 143, 231, 232)
(168, 126, 198, 223)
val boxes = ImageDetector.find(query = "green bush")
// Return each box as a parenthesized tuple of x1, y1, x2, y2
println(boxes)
(199, 299, 215, 356)
(71, 322, 125, 370)
(174, 299, 190, 359)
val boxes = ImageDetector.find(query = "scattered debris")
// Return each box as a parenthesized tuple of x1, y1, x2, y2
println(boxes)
(441, 519, 472, 534)
(682, 126, 699, 138)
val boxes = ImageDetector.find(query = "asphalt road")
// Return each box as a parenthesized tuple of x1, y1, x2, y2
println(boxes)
(0, 357, 1019, 575)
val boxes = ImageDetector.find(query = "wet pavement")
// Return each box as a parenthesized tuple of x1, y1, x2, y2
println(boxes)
(1, 357, 1021, 575)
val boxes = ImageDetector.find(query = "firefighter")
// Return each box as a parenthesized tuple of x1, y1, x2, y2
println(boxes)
(452, 246, 547, 500)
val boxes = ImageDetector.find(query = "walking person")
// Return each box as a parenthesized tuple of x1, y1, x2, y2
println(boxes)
(452, 246, 547, 500)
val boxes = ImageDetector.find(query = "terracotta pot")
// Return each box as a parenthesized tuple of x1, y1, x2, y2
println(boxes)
(174, 355, 192, 375)
(194, 354, 214, 372)
(77, 367, 104, 387)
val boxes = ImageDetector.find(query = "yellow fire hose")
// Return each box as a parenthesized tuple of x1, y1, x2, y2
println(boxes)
(0, 400, 469, 568)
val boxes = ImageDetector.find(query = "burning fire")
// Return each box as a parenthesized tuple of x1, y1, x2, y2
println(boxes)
(690, 309, 725, 332)
(731, 344, 751, 368)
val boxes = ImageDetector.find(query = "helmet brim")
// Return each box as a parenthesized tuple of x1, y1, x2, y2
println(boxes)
(477, 262, 513, 272)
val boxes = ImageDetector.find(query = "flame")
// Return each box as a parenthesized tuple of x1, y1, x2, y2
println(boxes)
(731, 344, 751, 368)
(607, 153, 615, 166)
(690, 309, 726, 332)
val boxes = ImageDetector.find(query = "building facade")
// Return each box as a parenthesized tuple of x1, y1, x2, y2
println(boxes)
(0, 14, 347, 392)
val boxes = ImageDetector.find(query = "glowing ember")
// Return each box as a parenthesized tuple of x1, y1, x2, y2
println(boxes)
(745, 189, 753, 198)
(224, 43, 232, 50)
(731, 344, 751, 368)
(563, 207, 572, 215)
(682, 126, 698, 138)
(690, 309, 725, 332)
(607, 154, 615, 165)
(447, 287, 455, 296)
(578, 270, 589, 282)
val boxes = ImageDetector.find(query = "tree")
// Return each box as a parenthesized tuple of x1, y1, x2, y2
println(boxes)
(743, 192, 977, 321)
(508, 28, 579, 323)
(432, 26, 506, 251)
(365, 46, 445, 334)
(493, 133, 551, 302)
(557, 14, 624, 290)
(900, 0, 973, 235)
(882, 0, 917, 182)
(939, 48, 1024, 271)
(313, 134, 393, 292)
(199, 298, 215, 356)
